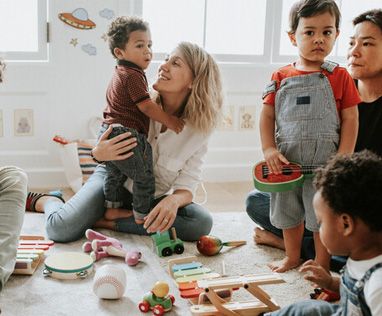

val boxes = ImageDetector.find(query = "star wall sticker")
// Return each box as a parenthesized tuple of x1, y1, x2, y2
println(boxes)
(101, 33, 108, 42)
(70, 38, 79, 47)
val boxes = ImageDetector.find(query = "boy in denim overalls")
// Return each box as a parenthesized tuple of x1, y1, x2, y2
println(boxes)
(266, 151, 382, 316)
(260, 0, 361, 272)
(99, 17, 184, 224)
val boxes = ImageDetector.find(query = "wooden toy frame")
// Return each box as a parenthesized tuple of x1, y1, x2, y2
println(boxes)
(191, 274, 285, 315)
(168, 256, 285, 316)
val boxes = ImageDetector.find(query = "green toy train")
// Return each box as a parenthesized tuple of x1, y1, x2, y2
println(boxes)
(151, 227, 184, 257)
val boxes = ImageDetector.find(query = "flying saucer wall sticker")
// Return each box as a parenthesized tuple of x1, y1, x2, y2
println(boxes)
(58, 8, 96, 30)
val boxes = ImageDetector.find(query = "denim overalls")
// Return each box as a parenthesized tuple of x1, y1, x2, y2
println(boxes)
(265, 262, 382, 316)
(334, 263, 382, 316)
(264, 61, 340, 231)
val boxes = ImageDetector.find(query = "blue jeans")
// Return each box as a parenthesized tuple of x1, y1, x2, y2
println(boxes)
(266, 300, 339, 316)
(44, 166, 212, 242)
(246, 189, 346, 272)
(102, 124, 155, 221)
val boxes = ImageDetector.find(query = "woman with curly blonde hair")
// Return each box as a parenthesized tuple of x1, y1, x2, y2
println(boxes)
(28, 42, 223, 242)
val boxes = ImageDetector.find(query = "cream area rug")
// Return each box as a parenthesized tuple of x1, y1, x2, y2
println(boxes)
(0, 212, 313, 316)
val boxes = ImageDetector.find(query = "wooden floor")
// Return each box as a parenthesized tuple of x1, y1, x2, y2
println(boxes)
(40, 181, 254, 213)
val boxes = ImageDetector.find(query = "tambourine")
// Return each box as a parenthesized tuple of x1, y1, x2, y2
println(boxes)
(43, 252, 93, 280)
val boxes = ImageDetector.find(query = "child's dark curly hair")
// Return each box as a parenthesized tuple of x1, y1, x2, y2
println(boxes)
(107, 16, 149, 58)
(314, 150, 382, 232)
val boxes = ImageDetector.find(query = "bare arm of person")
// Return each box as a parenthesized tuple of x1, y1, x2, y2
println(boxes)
(137, 99, 184, 134)
(299, 260, 340, 292)
(143, 189, 193, 233)
(260, 104, 289, 174)
(337, 106, 359, 155)
(91, 125, 138, 162)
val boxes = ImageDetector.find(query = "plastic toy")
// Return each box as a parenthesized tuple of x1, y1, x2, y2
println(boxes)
(138, 281, 175, 315)
(190, 274, 285, 315)
(151, 227, 184, 257)
(310, 288, 340, 302)
(82, 229, 141, 266)
(196, 235, 246, 256)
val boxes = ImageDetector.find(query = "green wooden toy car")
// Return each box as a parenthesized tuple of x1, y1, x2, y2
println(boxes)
(151, 227, 184, 257)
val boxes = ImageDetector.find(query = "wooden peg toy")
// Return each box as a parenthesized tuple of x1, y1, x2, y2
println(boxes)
(196, 235, 247, 256)
(138, 281, 175, 315)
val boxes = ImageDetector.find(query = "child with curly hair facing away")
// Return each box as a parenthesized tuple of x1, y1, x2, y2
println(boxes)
(266, 150, 382, 315)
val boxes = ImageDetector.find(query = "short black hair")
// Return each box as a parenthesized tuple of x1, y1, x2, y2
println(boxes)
(353, 9, 382, 33)
(314, 150, 382, 232)
(289, 0, 341, 34)
(107, 16, 149, 58)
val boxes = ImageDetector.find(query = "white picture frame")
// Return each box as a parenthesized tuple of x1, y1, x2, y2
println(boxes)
(14, 109, 33, 136)
(218, 105, 235, 131)
(239, 106, 256, 131)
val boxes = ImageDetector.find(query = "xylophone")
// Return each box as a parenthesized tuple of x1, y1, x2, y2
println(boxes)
(168, 256, 233, 304)
(13, 235, 54, 275)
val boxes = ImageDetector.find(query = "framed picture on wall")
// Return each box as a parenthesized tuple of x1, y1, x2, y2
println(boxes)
(239, 106, 256, 131)
(218, 105, 235, 131)
(14, 109, 34, 136)
(0, 110, 3, 137)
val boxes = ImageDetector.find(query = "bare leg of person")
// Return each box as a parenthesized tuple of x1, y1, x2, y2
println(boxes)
(268, 222, 304, 273)
(313, 232, 331, 272)
(34, 196, 59, 213)
(104, 208, 133, 220)
(254, 227, 285, 250)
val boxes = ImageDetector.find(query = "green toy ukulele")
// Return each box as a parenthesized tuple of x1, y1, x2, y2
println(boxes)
(253, 161, 319, 192)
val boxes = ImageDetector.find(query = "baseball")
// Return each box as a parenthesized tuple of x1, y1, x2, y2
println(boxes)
(93, 264, 126, 299)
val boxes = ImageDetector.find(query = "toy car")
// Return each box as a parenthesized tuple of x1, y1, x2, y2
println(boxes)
(138, 281, 175, 316)
(151, 227, 184, 257)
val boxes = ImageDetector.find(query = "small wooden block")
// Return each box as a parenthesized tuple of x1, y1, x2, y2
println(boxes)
(18, 245, 50, 250)
(174, 267, 211, 278)
(178, 281, 198, 290)
(180, 288, 204, 298)
(19, 240, 54, 246)
(190, 299, 269, 315)
(172, 262, 203, 272)
(176, 272, 220, 283)
(19, 235, 46, 240)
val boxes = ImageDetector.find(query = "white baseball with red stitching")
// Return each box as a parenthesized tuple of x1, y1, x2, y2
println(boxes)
(93, 264, 126, 299)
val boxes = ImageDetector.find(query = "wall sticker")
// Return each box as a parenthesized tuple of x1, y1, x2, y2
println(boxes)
(58, 8, 96, 30)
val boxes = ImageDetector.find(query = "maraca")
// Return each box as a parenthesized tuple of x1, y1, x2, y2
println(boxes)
(196, 235, 247, 256)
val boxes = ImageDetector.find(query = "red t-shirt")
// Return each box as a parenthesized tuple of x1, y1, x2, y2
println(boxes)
(103, 61, 151, 135)
(263, 64, 361, 116)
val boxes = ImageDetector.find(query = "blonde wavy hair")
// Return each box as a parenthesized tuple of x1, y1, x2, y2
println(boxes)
(174, 42, 223, 134)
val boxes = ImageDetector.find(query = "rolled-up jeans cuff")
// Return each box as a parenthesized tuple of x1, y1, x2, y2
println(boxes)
(133, 210, 147, 220)
(104, 200, 123, 208)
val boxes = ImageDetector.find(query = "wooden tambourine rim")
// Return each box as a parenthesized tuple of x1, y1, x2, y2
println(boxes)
(44, 252, 93, 278)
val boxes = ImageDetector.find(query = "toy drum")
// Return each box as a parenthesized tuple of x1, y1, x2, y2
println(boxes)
(43, 252, 93, 280)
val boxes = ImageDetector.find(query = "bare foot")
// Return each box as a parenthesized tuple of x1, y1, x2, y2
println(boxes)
(268, 256, 302, 273)
(104, 208, 133, 220)
(93, 218, 116, 230)
(254, 227, 285, 250)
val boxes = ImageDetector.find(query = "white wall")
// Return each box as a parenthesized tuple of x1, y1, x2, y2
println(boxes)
(0, 0, 280, 188)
